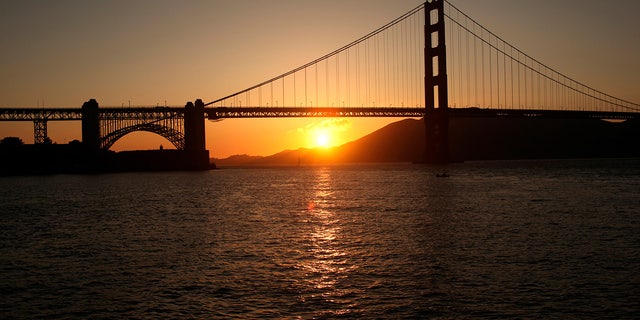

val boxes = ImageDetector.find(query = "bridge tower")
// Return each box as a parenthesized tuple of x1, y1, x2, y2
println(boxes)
(184, 99, 206, 152)
(184, 99, 210, 169)
(424, 0, 449, 163)
(81, 99, 100, 150)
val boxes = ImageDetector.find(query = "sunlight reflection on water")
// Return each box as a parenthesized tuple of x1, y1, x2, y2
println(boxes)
(297, 168, 359, 316)
(1, 160, 639, 318)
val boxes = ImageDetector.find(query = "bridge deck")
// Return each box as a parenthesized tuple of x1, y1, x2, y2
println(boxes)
(1, 107, 638, 121)
(0, 107, 184, 121)
(205, 107, 426, 119)
(206, 107, 640, 120)
(0, 108, 83, 121)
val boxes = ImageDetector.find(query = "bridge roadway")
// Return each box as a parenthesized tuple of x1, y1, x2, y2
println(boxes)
(205, 107, 640, 120)
(1, 107, 639, 121)
(0, 107, 183, 121)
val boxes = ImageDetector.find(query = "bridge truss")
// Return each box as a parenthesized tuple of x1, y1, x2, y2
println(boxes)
(0, 108, 83, 144)
(0, 107, 186, 149)
(97, 108, 185, 150)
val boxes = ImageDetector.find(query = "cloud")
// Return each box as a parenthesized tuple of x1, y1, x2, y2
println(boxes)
(301, 118, 351, 134)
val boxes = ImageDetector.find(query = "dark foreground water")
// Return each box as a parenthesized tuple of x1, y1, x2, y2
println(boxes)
(1, 159, 639, 319)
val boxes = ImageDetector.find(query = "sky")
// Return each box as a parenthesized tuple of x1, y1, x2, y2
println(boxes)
(1, 0, 638, 158)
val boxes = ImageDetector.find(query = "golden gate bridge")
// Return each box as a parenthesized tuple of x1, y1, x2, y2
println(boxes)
(1, 0, 639, 163)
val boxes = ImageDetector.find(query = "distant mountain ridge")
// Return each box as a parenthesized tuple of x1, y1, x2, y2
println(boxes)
(212, 117, 640, 166)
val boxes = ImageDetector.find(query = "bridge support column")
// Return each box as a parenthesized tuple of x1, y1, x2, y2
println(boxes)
(424, 0, 449, 164)
(81, 99, 100, 150)
(184, 99, 210, 169)
(184, 99, 206, 152)
(33, 119, 48, 144)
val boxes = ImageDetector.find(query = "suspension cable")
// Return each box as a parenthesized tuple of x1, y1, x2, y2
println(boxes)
(443, 0, 639, 110)
(206, 3, 424, 106)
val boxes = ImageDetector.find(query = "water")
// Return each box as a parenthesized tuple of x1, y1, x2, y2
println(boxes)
(1, 159, 639, 319)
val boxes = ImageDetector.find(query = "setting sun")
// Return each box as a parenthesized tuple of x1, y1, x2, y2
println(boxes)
(315, 132, 330, 148)
(303, 118, 351, 150)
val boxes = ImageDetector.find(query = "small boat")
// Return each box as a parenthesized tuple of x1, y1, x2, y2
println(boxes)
(435, 173, 450, 178)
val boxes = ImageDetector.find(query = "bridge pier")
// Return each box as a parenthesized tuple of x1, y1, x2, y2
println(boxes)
(424, 109, 449, 163)
(184, 99, 210, 169)
(184, 99, 206, 152)
(81, 99, 100, 150)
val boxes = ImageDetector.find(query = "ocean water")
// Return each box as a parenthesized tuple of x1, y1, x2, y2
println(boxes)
(1, 159, 639, 319)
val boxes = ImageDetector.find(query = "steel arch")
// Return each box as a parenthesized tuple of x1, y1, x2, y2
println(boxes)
(100, 123, 185, 150)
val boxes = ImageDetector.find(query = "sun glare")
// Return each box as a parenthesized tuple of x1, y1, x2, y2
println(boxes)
(315, 132, 330, 148)
(304, 119, 351, 149)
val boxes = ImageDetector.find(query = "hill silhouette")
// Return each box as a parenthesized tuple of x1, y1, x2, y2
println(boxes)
(212, 117, 640, 166)
(449, 117, 640, 161)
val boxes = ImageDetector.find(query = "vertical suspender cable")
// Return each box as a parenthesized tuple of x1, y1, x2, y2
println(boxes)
(457, 18, 462, 107)
(375, 35, 379, 106)
(518, 51, 521, 108)
(524, 56, 527, 108)
(473, 23, 478, 106)
(346, 48, 350, 107)
(325, 58, 329, 107)
(531, 58, 534, 108)
(503, 42, 506, 109)
(489, 33, 493, 107)
(448, 11, 453, 106)
(465, 17, 470, 107)
(356, 44, 360, 106)
(336, 54, 339, 107)
(496, 37, 499, 108)
(510, 46, 514, 109)
(385, 30, 389, 106)
(365, 40, 370, 106)
(481, 28, 485, 107)
(393, 24, 397, 105)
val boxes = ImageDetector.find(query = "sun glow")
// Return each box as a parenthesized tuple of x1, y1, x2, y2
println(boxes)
(315, 131, 331, 148)
(303, 119, 351, 149)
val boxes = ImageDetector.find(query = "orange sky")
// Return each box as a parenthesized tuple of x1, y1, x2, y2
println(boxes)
(1, 0, 638, 158)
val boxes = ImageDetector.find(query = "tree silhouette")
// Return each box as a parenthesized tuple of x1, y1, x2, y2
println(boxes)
(1, 137, 24, 146)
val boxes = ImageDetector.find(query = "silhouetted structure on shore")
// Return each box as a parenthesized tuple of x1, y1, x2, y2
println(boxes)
(0, 143, 214, 176)
(0, 99, 212, 175)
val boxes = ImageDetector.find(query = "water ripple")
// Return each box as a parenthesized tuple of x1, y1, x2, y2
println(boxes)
(1, 160, 639, 318)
